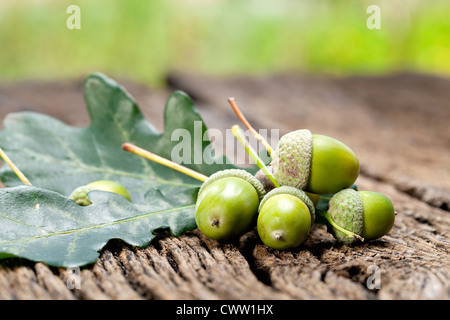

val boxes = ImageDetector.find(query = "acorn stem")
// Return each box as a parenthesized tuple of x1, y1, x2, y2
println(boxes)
(228, 98, 274, 157)
(122, 143, 208, 182)
(320, 211, 364, 241)
(231, 125, 280, 188)
(0, 147, 32, 186)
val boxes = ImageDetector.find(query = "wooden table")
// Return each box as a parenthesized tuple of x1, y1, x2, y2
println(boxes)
(0, 72, 448, 299)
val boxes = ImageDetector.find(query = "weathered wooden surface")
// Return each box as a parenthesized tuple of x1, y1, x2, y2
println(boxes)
(0, 72, 449, 300)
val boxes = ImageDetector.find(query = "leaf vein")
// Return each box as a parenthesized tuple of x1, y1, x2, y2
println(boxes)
(0, 204, 195, 246)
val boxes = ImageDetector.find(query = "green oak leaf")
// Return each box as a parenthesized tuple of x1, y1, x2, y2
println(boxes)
(0, 72, 255, 267)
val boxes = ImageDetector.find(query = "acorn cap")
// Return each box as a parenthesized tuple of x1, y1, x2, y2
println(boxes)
(69, 185, 97, 206)
(271, 129, 313, 190)
(327, 188, 364, 244)
(258, 186, 315, 226)
(198, 169, 266, 201)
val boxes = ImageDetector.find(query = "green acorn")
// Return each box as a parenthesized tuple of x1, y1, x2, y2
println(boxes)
(195, 169, 266, 241)
(122, 143, 267, 242)
(271, 129, 360, 195)
(324, 188, 395, 244)
(69, 180, 132, 206)
(257, 186, 315, 250)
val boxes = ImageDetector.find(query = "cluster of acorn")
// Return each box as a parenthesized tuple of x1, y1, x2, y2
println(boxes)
(190, 99, 395, 249)
(65, 98, 395, 250)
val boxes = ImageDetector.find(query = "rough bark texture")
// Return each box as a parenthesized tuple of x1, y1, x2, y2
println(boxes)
(0, 72, 449, 300)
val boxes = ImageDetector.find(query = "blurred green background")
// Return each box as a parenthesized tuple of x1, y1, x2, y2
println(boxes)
(0, 0, 449, 87)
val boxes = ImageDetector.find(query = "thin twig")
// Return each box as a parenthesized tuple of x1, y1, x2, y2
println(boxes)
(228, 97, 274, 156)
(231, 125, 280, 188)
(122, 143, 208, 182)
(0, 147, 32, 185)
